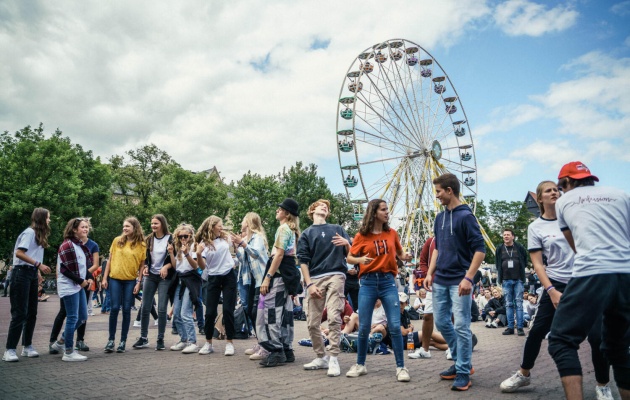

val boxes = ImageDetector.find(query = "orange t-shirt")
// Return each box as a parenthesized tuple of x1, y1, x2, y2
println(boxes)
(350, 229, 402, 277)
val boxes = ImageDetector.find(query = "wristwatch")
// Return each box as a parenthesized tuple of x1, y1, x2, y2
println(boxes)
(266, 273, 272, 279)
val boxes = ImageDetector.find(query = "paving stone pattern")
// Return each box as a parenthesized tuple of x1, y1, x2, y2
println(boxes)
(0, 295, 620, 399)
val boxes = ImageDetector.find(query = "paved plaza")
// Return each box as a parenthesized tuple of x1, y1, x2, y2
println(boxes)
(0, 295, 619, 399)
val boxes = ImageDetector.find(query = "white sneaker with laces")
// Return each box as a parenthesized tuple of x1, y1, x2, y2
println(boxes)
(304, 356, 329, 370)
(224, 342, 235, 356)
(170, 341, 187, 351)
(408, 348, 431, 359)
(21, 345, 39, 358)
(245, 344, 259, 356)
(595, 385, 613, 400)
(249, 347, 268, 360)
(182, 343, 200, 354)
(346, 364, 368, 378)
(327, 357, 340, 377)
(500, 371, 531, 393)
(51, 341, 65, 353)
(2, 349, 18, 362)
(199, 342, 214, 355)
(397, 367, 411, 382)
(445, 348, 453, 360)
(154, 320, 158, 326)
(133, 320, 141, 328)
(62, 351, 87, 362)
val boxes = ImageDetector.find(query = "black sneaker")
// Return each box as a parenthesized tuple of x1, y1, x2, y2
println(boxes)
(132, 337, 149, 349)
(517, 328, 526, 336)
(502, 328, 515, 335)
(116, 341, 126, 353)
(104, 340, 115, 353)
(284, 349, 295, 363)
(198, 327, 205, 335)
(171, 327, 178, 335)
(155, 339, 165, 351)
(75, 340, 90, 351)
(259, 351, 287, 367)
(472, 334, 478, 350)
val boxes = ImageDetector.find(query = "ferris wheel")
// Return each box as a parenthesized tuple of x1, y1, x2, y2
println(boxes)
(336, 38, 478, 257)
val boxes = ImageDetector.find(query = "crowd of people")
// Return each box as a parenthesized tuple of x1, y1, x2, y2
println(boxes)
(2, 162, 629, 400)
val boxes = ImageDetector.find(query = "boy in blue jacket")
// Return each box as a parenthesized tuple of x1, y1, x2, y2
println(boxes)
(424, 173, 485, 391)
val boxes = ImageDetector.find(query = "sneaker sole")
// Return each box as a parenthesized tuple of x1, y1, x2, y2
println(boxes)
(327, 370, 341, 377)
(304, 365, 328, 370)
(451, 381, 472, 391)
(2, 357, 19, 362)
(441, 368, 475, 380)
(62, 357, 87, 362)
(133, 345, 149, 349)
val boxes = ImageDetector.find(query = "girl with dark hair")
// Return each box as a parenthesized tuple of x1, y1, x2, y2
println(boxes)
(133, 214, 174, 351)
(196, 216, 238, 356)
(55, 218, 93, 361)
(102, 217, 146, 354)
(345, 199, 413, 382)
(3, 208, 52, 362)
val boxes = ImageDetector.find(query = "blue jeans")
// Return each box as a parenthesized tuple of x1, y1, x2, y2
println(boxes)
(62, 290, 87, 352)
(141, 274, 172, 340)
(502, 280, 524, 329)
(102, 288, 111, 312)
(433, 282, 473, 375)
(356, 272, 404, 368)
(108, 278, 136, 341)
(238, 280, 252, 332)
(173, 284, 197, 343)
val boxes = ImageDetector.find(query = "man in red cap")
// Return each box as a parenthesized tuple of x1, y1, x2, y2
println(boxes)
(547, 161, 630, 400)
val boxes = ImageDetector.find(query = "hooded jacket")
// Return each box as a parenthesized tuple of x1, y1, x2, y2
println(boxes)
(433, 204, 486, 286)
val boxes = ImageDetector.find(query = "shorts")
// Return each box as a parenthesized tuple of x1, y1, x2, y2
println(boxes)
(424, 291, 433, 314)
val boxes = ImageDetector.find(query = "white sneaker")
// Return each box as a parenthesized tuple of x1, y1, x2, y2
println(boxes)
(224, 342, 235, 356)
(491, 322, 498, 328)
(2, 349, 18, 362)
(133, 320, 141, 328)
(249, 347, 269, 360)
(445, 348, 453, 360)
(408, 348, 431, 359)
(596, 385, 614, 400)
(62, 351, 87, 362)
(50, 341, 65, 354)
(182, 343, 200, 354)
(154, 320, 158, 326)
(327, 357, 340, 377)
(245, 344, 260, 356)
(346, 364, 367, 378)
(21, 345, 39, 358)
(500, 371, 531, 393)
(170, 341, 187, 351)
(397, 367, 411, 382)
(304, 355, 329, 370)
(88, 311, 95, 316)
(199, 342, 214, 355)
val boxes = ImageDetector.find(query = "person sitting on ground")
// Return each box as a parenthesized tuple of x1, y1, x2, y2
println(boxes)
(397, 292, 449, 356)
(477, 289, 490, 320)
(321, 299, 354, 337)
(413, 289, 426, 313)
(524, 293, 538, 327)
(484, 287, 506, 328)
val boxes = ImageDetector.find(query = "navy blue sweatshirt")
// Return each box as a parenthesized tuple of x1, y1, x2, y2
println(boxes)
(433, 204, 486, 286)
(297, 223, 350, 278)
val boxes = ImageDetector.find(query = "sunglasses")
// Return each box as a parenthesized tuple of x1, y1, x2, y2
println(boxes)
(177, 235, 190, 239)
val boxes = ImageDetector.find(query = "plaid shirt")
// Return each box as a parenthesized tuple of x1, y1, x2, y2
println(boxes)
(58, 237, 93, 284)
(235, 233, 268, 288)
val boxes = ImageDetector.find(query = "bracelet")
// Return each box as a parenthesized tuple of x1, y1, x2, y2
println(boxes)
(184, 253, 190, 257)
(239, 241, 245, 247)
(306, 283, 314, 289)
(546, 285, 555, 293)
(34, 261, 41, 268)
(265, 273, 272, 279)
(464, 277, 474, 285)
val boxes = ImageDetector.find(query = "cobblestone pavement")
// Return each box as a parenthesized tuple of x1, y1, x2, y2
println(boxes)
(0, 295, 620, 399)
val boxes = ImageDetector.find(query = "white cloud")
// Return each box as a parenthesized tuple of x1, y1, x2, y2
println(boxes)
(479, 159, 524, 183)
(0, 0, 493, 182)
(611, 1, 630, 16)
(494, 0, 578, 37)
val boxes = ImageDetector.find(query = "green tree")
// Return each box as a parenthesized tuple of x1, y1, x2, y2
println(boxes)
(0, 124, 112, 267)
(477, 199, 533, 264)
(229, 171, 284, 236)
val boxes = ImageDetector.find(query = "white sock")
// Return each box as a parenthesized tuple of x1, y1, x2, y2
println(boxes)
(329, 355, 337, 362)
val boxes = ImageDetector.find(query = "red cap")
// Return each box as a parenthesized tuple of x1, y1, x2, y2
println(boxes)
(557, 161, 599, 182)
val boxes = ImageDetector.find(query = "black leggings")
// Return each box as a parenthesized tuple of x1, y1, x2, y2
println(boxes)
(523, 279, 609, 383)
(205, 271, 237, 341)
(247, 281, 259, 336)
(135, 297, 157, 321)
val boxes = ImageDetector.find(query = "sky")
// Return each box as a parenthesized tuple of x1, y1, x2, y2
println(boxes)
(1, 0, 629, 204)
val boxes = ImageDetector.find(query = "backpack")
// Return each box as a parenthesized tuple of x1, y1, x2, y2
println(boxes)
(232, 305, 249, 340)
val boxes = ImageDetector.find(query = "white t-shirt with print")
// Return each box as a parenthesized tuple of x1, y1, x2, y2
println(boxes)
(527, 217, 573, 284)
(556, 186, 630, 277)
(201, 238, 234, 277)
(13, 227, 44, 266)
(57, 242, 87, 298)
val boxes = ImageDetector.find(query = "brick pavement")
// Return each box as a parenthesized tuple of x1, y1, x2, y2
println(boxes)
(0, 295, 620, 399)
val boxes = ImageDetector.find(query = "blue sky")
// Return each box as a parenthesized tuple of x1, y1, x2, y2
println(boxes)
(1, 0, 629, 204)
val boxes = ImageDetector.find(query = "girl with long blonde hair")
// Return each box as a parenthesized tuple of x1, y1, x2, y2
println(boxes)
(195, 216, 238, 356)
